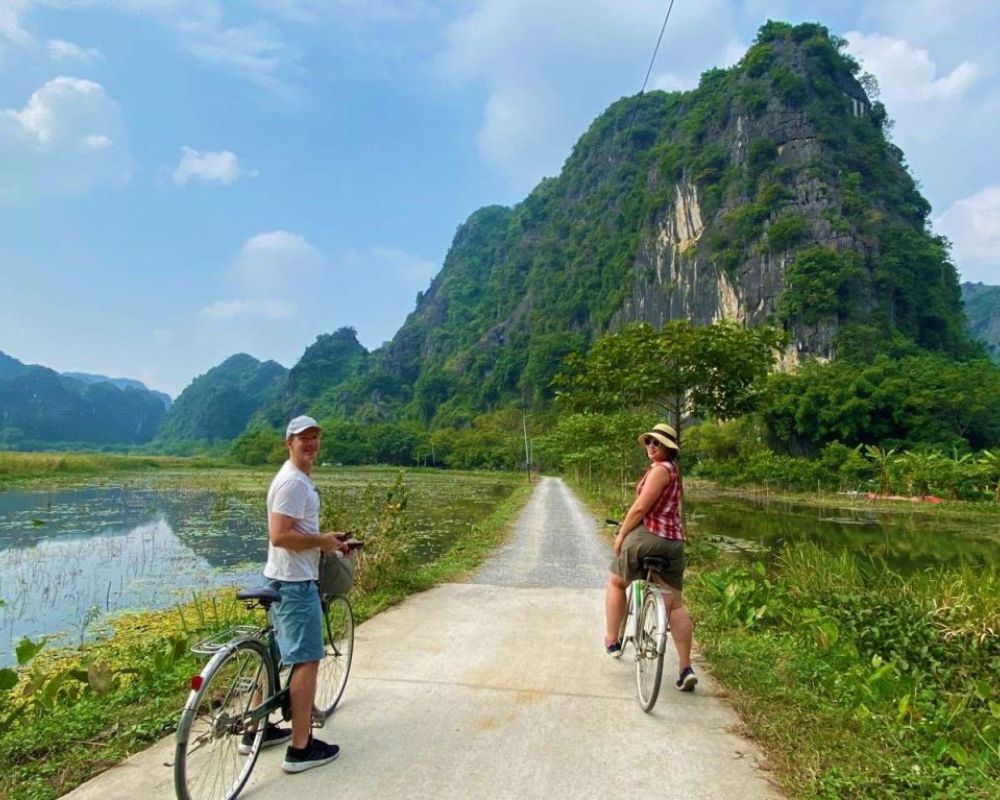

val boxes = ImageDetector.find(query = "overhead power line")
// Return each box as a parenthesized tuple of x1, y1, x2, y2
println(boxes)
(624, 0, 678, 140)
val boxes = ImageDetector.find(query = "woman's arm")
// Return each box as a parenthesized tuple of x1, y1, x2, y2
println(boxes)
(613, 466, 672, 555)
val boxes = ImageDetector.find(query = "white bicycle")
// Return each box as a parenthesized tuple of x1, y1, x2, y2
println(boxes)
(608, 520, 671, 712)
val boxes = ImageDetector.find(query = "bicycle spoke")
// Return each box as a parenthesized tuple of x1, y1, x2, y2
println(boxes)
(635, 589, 665, 712)
(175, 641, 273, 800)
(314, 596, 354, 720)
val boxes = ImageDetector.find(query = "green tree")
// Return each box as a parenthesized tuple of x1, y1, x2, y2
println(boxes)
(554, 321, 785, 442)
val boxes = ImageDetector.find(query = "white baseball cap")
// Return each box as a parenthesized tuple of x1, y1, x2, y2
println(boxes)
(285, 415, 321, 438)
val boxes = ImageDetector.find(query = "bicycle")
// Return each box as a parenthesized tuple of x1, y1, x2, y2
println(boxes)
(174, 550, 359, 800)
(607, 520, 671, 712)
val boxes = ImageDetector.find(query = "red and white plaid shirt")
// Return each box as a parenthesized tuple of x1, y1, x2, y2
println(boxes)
(638, 460, 685, 541)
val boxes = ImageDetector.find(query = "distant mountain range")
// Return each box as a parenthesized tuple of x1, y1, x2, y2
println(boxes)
(62, 372, 172, 409)
(0, 350, 170, 449)
(962, 282, 1000, 363)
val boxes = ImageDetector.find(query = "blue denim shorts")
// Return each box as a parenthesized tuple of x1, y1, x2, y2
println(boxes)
(268, 579, 324, 665)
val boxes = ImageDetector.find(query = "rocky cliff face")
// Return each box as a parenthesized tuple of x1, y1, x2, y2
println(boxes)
(380, 21, 971, 420)
(611, 40, 889, 365)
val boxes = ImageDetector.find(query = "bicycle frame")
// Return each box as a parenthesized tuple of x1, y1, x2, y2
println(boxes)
(176, 620, 293, 749)
(622, 574, 669, 657)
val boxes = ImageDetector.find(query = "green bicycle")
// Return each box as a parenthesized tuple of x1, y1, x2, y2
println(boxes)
(174, 583, 355, 800)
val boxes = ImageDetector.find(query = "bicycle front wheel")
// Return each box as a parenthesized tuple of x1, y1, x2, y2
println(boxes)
(175, 640, 274, 800)
(313, 595, 354, 720)
(635, 589, 665, 712)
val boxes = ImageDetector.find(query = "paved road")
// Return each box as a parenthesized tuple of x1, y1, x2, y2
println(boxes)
(63, 476, 781, 800)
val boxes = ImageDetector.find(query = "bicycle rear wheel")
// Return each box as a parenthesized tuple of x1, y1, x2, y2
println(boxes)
(175, 639, 274, 800)
(635, 589, 665, 712)
(313, 595, 354, 721)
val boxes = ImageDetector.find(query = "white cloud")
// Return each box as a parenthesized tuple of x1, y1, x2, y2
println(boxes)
(232, 230, 326, 295)
(434, 0, 741, 195)
(48, 38, 103, 61)
(0, 76, 131, 203)
(935, 186, 1000, 284)
(6, 1, 301, 96)
(0, 1, 34, 48)
(83, 133, 112, 149)
(844, 30, 985, 148)
(258, 0, 436, 26)
(172, 146, 258, 187)
(200, 298, 295, 321)
(845, 31, 981, 103)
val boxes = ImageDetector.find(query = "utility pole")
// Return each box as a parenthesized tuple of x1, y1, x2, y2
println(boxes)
(522, 411, 532, 484)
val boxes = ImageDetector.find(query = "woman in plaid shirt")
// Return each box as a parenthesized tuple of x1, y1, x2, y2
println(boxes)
(603, 423, 697, 692)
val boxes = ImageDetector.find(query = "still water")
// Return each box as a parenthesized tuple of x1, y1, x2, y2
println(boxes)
(686, 493, 999, 573)
(0, 479, 511, 666)
(2, 485, 996, 665)
(0, 488, 265, 665)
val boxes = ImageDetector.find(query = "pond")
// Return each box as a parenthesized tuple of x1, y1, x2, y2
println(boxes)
(685, 492, 1000, 572)
(0, 472, 515, 666)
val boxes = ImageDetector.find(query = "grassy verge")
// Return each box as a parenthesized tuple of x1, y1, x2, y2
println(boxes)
(0, 451, 223, 488)
(572, 480, 999, 800)
(685, 480, 1000, 524)
(0, 478, 532, 800)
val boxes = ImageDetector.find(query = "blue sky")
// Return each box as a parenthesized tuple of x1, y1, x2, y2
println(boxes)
(1, 1, 997, 397)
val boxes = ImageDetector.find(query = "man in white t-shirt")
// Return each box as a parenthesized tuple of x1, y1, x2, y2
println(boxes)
(261, 415, 351, 774)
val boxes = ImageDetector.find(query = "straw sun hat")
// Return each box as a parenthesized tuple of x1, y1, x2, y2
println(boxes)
(637, 423, 680, 451)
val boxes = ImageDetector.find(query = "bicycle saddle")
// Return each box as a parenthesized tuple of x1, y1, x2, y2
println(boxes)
(640, 556, 673, 574)
(236, 587, 281, 607)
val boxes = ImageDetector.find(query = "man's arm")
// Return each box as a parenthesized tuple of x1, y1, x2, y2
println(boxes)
(269, 512, 348, 554)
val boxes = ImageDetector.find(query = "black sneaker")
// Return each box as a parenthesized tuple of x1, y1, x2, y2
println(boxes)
(237, 721, 292, 754)
(282, 736, 341, 774)
(605, 640, 623, 658)
(675, 666, 698, 692)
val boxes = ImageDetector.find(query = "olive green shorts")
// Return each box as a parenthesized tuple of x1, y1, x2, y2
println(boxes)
(610, 525, 686, 591)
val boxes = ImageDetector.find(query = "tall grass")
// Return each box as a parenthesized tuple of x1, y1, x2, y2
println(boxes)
(0, 451, 182, 483)
(692, 542, 1000, 798)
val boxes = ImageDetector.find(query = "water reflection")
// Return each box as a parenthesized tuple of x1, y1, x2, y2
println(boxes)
(686, 495, 1000, 572)
(0, 488, 263, 665)
(0, 480, 513, 665)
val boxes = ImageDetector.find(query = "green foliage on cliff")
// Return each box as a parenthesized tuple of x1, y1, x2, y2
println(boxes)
(553, 321, 785, 439)
(0, 351, 166, 449)
(273, 24, 968, 438)
(156, 354, 287, 445)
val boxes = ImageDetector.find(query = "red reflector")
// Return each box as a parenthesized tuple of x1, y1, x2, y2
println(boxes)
(191, 675, 204, 691)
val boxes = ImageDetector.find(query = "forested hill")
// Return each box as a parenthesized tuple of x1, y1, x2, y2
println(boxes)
(961, 282, 1000, 363)
(0, 350, 167, 449)
(155, 354, 288, 445)
(169, 20, 979, 445)
(294, 19, 970, 428)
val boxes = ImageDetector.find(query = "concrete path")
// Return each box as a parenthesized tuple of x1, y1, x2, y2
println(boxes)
(62, 477, 781, 800)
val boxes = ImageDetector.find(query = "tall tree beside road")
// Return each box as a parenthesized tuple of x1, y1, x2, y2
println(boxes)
(553, 321, 785, 442)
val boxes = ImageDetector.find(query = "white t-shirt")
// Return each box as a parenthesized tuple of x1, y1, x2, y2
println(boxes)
(263, 460, 321, 582)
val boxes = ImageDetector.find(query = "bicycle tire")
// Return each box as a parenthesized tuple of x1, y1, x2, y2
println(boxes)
(313, 595, 354, 721)
(175, 639, 274, 800)
(617, 582, 634, 652)
(635, 589, 665, 712)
